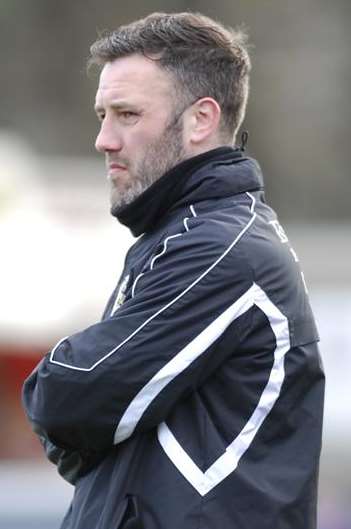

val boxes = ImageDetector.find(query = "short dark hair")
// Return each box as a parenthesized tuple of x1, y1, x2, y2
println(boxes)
(89, 12, 251, 142)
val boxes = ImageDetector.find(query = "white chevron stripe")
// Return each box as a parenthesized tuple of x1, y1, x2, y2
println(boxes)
(157, 283, 290, 496)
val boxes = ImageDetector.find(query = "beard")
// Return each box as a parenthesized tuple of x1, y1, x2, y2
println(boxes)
(109, 113, 187, 215)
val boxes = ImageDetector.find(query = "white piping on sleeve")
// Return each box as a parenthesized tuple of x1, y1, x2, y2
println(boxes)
(131, 273, 145, 299)
(190, 204, 197, 217)
(246, 192, 256, 213)
(49, 335, 70, 361)
(134, 207, 196, 298)
(150, 233, 183, 271)
(290, 248, 299, 262)
(300, 271, 309, 294)
(50, 193, 256, 372)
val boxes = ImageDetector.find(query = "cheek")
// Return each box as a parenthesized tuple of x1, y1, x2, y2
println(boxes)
(126, 121, 165, 152)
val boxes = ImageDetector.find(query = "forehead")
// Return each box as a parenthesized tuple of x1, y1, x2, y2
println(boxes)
(95, 54, 173, 106)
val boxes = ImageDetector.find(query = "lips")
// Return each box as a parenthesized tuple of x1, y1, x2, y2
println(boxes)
(109, 163, 127, 171)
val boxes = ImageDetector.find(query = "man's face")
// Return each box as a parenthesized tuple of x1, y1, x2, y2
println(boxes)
(94, 54, 188, 213)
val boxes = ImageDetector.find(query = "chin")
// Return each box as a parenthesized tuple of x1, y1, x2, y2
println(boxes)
(109, 194, 122, 214)
(110, 195, 131, 216)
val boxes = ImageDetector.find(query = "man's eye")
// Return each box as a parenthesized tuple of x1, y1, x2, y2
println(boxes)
(97, 113, 105, 122)
(120, 111, 138, 122)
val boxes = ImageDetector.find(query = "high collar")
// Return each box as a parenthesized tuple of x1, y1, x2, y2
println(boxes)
(114, 146, 263, 237)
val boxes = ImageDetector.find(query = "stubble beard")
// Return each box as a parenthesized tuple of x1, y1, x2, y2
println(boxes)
(110, 115, 187, 216)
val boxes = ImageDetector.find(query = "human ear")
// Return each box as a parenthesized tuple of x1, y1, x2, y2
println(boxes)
(187, 97, 221, 145)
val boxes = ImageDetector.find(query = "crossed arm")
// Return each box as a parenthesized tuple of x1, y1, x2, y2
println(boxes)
(22, 225, 253, 483)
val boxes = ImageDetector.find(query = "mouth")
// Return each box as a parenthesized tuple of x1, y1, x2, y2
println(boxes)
(109, 162, 127, 171)
(108, 163, 128, 179)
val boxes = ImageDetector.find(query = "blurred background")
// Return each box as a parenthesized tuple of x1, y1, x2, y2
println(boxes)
(0, 0, 350, 528)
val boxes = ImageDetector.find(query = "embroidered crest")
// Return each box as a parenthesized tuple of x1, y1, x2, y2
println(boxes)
(111, 274, 130, 315)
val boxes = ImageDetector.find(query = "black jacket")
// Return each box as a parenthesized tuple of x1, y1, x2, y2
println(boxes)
(23, 147, 324, 529)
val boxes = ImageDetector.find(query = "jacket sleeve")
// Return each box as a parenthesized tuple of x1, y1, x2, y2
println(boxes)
(39, 436, 105, 485)
(22, 220, 254, 453)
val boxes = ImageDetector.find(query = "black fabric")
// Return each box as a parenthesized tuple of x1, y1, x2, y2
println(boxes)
(115, 495, 142, 529)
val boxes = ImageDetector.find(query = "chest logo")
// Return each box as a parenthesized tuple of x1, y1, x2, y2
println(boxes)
(110, 274, 130, 315)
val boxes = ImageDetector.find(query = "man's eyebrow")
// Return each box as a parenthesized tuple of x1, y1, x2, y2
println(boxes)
(94, 101, 139, 113)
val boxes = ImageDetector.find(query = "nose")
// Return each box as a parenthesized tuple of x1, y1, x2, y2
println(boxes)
(95, 118, 123, 153)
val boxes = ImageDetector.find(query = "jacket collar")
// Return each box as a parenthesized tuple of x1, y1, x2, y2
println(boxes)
(114, 146, 263, 236)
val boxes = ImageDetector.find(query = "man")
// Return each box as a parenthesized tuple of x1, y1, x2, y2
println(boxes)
(23, 12, 324, 529)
